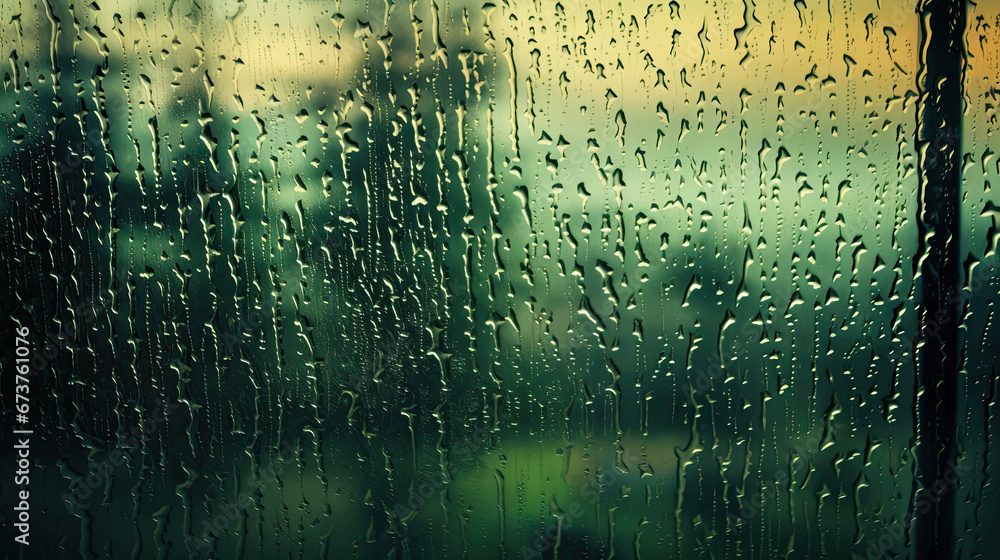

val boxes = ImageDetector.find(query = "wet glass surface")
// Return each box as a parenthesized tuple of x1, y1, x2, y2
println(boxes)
(0, 0, 996, 558)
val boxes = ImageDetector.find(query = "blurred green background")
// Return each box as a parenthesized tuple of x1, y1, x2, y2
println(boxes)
(1, 0, 999, 558)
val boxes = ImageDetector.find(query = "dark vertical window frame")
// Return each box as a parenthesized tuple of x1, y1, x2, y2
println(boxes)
(915, 0, 967, 558)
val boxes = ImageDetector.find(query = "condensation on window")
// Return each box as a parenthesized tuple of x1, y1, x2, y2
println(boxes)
(1, 0, 994, 559)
